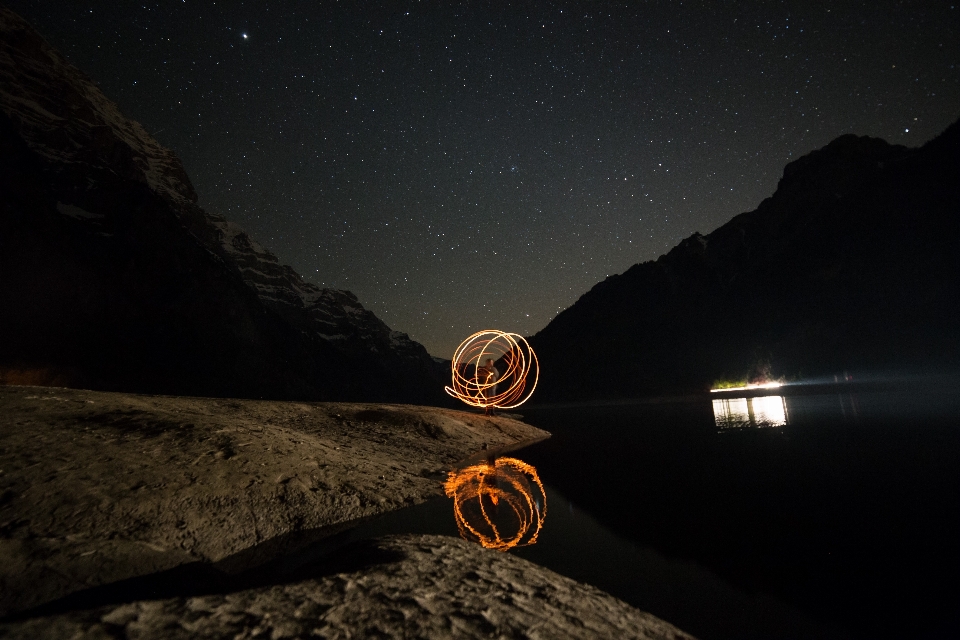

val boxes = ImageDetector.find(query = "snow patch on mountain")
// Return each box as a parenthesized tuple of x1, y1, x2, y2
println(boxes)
(56, 202, 103, 221)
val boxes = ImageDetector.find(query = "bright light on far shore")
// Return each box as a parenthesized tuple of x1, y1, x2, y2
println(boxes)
(710, 381, 782, 393)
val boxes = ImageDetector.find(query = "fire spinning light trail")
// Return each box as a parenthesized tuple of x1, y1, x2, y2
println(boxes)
(444, 330, 539, 409)
(443, 457, 546, 551)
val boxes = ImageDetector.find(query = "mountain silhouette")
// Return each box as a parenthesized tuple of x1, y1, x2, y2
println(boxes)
(531, 119, 960, 401)
(0, 8, 444, 403)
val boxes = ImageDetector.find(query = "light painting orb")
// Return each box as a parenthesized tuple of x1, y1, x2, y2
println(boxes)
(444, 330, 539, 409)
(443, 457, 546, 551)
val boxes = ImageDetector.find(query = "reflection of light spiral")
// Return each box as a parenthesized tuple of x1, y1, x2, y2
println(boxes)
(444, 330, 539, 409)
(443, 457, 546, 551)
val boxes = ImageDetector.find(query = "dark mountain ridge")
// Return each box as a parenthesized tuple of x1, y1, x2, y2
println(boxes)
(0, 8, 444, 403)
(530, 120, 960, 402)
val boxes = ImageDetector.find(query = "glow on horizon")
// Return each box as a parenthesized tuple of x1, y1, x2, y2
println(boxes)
(710, 381, 782, 393)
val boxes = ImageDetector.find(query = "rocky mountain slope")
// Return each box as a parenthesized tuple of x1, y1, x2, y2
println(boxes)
(0, 8, 443, 402)
(531, 119, 960, 401)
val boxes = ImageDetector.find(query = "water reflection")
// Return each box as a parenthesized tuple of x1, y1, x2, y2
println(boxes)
(712, 396, 788, 430)
(443, 456, 547, 551)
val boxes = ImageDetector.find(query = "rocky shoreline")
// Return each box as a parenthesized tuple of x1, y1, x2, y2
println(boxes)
(4, 534, 694, 640)
(0, 385, 694, 638)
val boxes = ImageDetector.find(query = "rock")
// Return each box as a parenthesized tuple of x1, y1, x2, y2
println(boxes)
(0, 385, 548, 616)
(1, 535, 697, 640)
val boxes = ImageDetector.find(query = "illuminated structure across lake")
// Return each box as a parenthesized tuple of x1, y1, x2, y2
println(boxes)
(712, 396, 788, 430)
(445, 330, 539, 409)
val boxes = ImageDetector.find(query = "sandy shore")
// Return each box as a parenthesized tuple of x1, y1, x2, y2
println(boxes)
(0, 384, 695, 639)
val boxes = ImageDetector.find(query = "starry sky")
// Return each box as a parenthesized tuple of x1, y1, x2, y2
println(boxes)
(8, 1, 959, 357)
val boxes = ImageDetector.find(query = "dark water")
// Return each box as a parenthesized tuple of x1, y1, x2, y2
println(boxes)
(334, 381, 960, 640)
(519, 384, 960, 640)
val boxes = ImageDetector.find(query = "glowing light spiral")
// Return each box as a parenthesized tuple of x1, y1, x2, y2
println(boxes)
(444, 330, 539, 409)
(443, 457, 547, 551)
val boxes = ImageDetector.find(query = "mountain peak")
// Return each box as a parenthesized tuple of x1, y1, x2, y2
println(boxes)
(531, 121, 960, 400)
(0, 7, 199, 208)
(0, 8, 444, 402)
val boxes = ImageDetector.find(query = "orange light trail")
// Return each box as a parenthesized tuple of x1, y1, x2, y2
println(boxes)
(443, 457, 547, 551)
(444, 330, 539, 409)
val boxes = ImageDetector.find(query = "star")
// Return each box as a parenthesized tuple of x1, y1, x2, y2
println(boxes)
(13, 1, 956, 359)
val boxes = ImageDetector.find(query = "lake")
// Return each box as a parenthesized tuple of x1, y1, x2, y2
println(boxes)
(334, 379, 960, 639)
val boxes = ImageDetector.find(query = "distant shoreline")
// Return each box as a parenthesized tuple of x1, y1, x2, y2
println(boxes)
(523, 372, 960, 408)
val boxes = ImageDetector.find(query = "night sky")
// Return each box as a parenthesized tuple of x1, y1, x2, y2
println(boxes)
(9, 1, 958, 357)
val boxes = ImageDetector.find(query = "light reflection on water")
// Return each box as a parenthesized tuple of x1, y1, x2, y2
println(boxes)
(443, 457, 547, 550)
(712, 395, 788, 430)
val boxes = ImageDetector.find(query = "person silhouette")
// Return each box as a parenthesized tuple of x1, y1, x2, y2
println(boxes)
(480, 357, 500, 415)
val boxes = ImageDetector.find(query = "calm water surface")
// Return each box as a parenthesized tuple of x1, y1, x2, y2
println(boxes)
(520, 384, 960, 640)
(311, 382, 960, 640)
